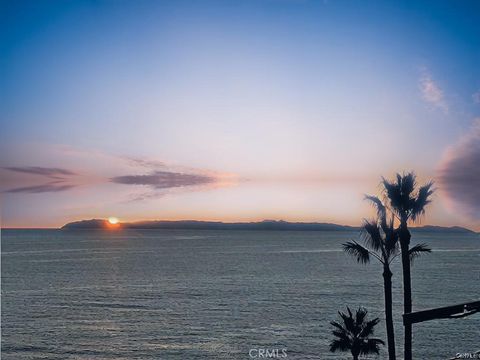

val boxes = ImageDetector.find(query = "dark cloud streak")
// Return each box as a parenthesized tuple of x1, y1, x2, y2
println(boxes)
(2, 166, 79, 193)
(7, 183, 76, 193)
(3, 166, 76, 178)
(2, 163, 218, 196)
(111, 171, 215, 189)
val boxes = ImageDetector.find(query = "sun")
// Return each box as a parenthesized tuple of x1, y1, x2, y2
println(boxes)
(108, 217, 119, 225)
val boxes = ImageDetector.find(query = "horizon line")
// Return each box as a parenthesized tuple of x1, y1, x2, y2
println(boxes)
(2, 218, 478, 233)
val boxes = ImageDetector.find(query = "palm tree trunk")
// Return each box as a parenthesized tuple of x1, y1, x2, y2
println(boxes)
(383, 266, 396, 360)
(399, 223, 412, 360)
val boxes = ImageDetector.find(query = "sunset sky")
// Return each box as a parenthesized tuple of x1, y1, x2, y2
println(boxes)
(1, 0, 479, 229)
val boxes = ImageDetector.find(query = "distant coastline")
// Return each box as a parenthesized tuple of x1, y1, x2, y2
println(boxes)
(59, 219, 478, 234)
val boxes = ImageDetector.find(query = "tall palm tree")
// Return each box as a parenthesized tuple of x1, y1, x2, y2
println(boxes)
(343, 196, 400, 360)
(330, 307, 385, 360)
(382, 172, 434, 360)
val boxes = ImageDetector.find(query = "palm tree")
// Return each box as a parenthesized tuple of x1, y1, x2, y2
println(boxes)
(330, 307, 385, 360)
(343, 196, 399, 360)
(381, 172, 434, 360)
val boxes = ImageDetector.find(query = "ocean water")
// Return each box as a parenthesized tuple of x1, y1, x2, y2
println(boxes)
(1, 229, 479, 359)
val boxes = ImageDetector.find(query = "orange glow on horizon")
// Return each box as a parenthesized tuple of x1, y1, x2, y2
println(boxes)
(105, 217, 121, 230)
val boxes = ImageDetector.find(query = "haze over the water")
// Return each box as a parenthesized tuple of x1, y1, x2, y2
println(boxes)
(1, 0, 479, 230)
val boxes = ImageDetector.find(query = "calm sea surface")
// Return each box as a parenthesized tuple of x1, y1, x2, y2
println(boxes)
(2, 229, 479, 359)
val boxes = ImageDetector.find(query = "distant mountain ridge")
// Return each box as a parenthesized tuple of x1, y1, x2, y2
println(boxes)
(61, 219, 357, 231)
(61, 219, 477, 233)
(410, 225, 477, 234)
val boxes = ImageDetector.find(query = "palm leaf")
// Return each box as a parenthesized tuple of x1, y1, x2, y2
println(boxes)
(409, 243, 432, 264)
(365, 195, 386, 219)
(330, 320, 344, 331)
(411, 181, 434, 222)
(355, 307, 368, 328)
(384, 224, 399, 258)
(362, 220, 383, 252)
(330, 339, 350, 352)
(382, 175, 403, 214)
(343, 241, 371, 264)
(360, 317, 380, 337)
(360, 338, 385, 355)
(400, 172, 416, 202)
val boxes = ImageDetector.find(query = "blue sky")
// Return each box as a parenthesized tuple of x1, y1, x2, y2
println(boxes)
(1, 0, 479, 228)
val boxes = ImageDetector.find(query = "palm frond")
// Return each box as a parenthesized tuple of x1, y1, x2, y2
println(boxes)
(365, 195, 386, 219)
(355, 307, 368, 328)
(341, 307, 355, 332)
(409, 243, 432, 264)
(347, 307, 353, 318)
(360, 317, 380, 337)
(382, 172, 429, 223)
(411, 181, 434, 222)
(384, 225, 399, 258)
(365, 194, 390, 233)
(362, 220, 383, 252)
(343, 241, 371, 264)
(382, 176, 402, 213)
(330, 339, 350, 352)
(400, 172, 416, 201)
(339, 309, 355, 333)
(330, 320, 344, 332)
(360, 338, 385, 355)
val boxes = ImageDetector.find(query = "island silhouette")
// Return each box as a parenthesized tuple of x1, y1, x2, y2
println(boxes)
(61, 219, 477, 233)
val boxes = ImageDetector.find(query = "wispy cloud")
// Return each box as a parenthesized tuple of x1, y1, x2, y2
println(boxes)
(121, 157, 165, 169)
(3, 166, 76, 178)
(2, 166, 79, 193)
(472, 90, 480, 104)
(419, 69, 448, 113)
(437, 119, 480, 219)
(7, 183, 76, 193)
(1, 149, 231, 198)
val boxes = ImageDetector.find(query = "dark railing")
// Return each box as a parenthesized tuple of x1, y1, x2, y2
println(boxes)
(403, 300, 480, 325)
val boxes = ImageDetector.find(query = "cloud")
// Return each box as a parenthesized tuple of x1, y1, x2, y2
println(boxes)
(2, 166, 79, 193)
(437, 119, 480, 219)
(124, 191, 165, 203)
(6, 183, 76, 193)
(472, 90, 480, 104)
(111, 170, 215, 189)
(122, 157, 165, 169)
(1, 148, 232, 198)
(419, 70, 448, 113)
(3, 166, 76, 178)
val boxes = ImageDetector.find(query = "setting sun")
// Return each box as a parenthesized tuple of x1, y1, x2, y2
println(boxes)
(108, 217, 119, 225)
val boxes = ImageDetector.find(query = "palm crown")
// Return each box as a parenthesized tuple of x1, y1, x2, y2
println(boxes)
(330, 307, 384, 359)
(382, 172, 434, 223)
(343, 195, 399, 266)
(343, 195, 430, 266)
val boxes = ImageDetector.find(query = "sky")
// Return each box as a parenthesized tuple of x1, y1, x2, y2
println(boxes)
(1, 0, 479, 229)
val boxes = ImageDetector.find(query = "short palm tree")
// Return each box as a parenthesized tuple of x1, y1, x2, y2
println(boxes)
(382, 172, 434, 360)
(330, 307, 384, 360)
(343, 196, 400, 360)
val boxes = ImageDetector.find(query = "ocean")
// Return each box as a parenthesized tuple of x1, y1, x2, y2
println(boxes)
(1, 229, 479, 359)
